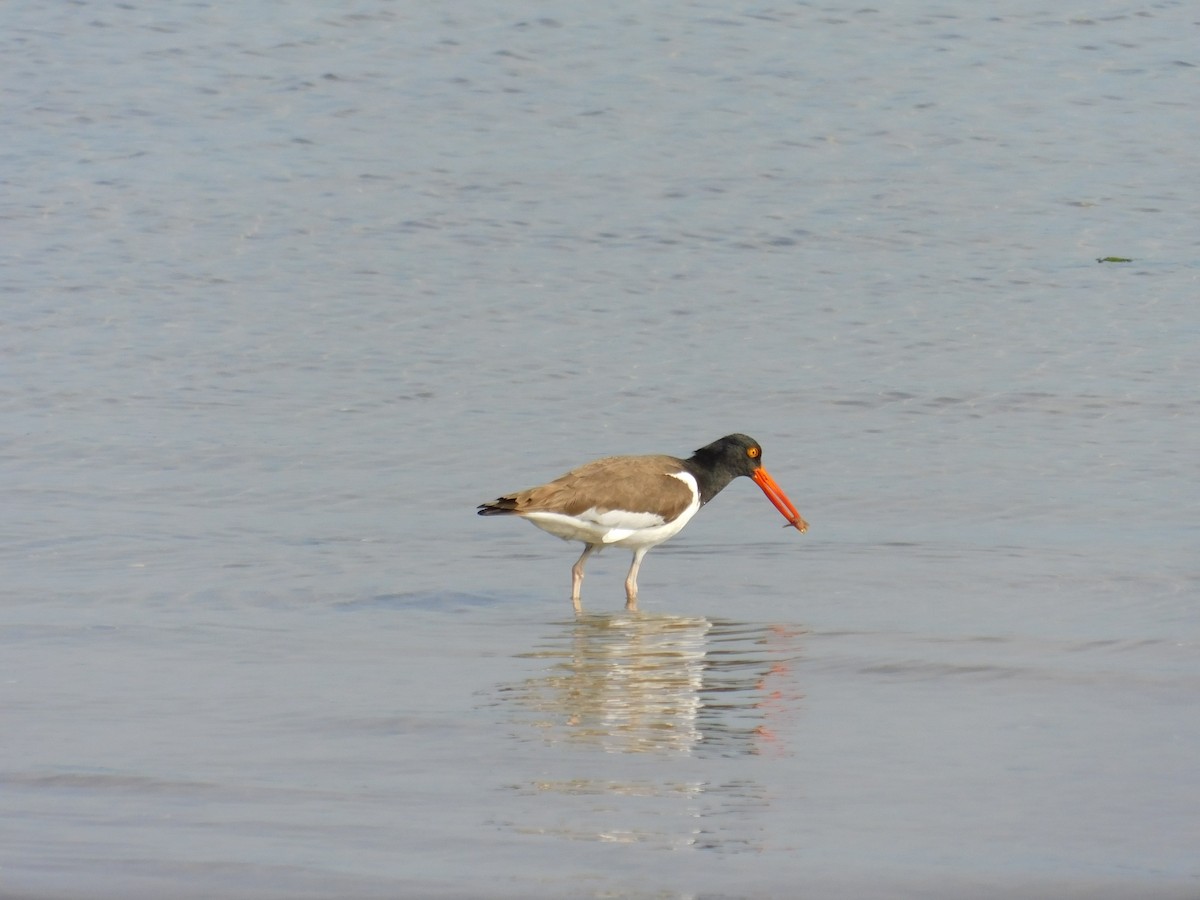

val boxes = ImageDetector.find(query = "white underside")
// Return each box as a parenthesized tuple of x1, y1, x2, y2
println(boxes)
(521, 471, 701, 551)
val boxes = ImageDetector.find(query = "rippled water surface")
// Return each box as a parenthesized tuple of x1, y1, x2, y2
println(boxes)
(4, 1, 1198, 897)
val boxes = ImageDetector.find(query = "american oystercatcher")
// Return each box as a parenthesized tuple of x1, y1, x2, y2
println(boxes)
(478, 434, 807, 611)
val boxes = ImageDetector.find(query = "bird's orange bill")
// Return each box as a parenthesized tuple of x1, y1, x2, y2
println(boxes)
(752, 467, 809, 533)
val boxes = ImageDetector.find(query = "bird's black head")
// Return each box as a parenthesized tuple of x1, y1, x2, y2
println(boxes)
(692, 433, 764, 477)
(685, 434, 766, 503)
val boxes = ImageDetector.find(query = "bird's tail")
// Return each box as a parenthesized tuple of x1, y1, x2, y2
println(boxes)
(477, 497, 521, 516)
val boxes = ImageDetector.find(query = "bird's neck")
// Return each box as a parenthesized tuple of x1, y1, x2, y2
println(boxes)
(682, 453, 739, 505)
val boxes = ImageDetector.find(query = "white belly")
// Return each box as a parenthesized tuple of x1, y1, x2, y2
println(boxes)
(521, 472, 702, 550)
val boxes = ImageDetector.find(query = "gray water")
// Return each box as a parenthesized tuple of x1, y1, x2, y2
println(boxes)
(4, 2, 1199, 898)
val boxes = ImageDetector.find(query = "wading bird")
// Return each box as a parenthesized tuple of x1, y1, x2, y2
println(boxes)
(478, 434, 807, 611)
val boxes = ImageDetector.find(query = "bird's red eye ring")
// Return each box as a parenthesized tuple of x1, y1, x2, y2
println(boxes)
(747, 446, 760, 459)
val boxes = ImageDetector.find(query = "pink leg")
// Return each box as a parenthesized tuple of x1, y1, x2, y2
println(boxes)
(571, 544, 598, 613)
(624, 547, 649, 611)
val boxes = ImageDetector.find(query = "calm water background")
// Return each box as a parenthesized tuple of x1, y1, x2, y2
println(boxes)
(4, 1, 1198, 897)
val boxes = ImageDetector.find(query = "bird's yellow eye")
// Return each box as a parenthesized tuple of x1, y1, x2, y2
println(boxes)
(747, 446, 760, 459)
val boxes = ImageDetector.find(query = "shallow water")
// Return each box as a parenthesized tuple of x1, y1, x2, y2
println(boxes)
(4, 1, 1199, 897)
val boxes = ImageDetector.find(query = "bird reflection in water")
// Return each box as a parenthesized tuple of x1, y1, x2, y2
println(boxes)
(493, 613, 806, 851)
(503, 613, 806, 757)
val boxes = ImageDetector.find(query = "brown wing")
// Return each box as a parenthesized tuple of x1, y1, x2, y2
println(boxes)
(477, 454, 694, 522)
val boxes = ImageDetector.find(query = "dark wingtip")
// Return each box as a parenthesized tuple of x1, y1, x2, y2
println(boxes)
(477, 500, 519, 516)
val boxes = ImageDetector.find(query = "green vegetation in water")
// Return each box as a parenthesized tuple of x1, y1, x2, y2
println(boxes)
(1096, 256, 1133, 263)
